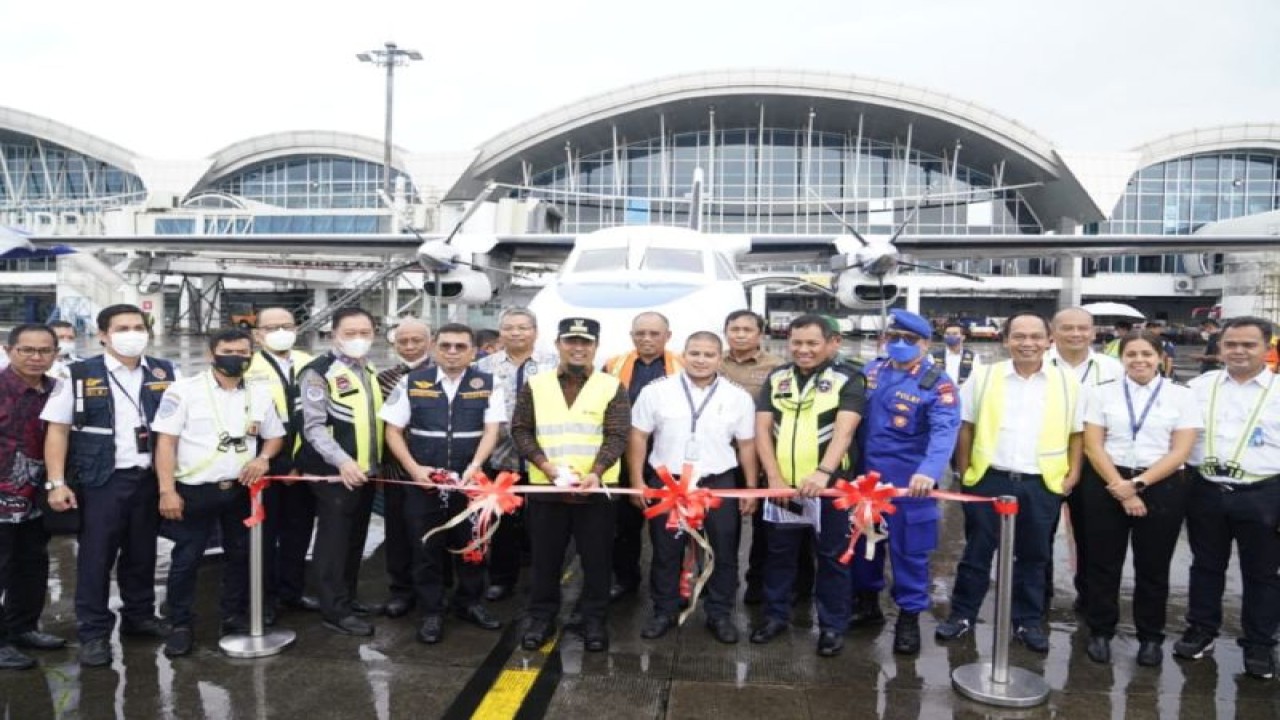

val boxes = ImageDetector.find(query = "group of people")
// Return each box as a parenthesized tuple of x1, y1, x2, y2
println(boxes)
(0, 301, 1275, 683)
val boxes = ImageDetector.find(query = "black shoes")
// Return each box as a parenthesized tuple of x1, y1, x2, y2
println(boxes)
(641, 614, 677, 640)
(484, 585, 514, 602)
(220, 615, 250, 637)
(1137, 640, 1163, 667)
(749, 619, 788, 645)
(742, 582, 764, 606)
(0, 645, 35, 670)
(609, 582, 638, 603)
(706, 617, 739, 645)
(12, 631, 66, 650)
(522, 618, 556, 650)
(280, 595, 321, 612)
(935, 616, 973, 641)
(79, 637, 112, 667)
(351, 600, 384, 616)
(817, 630, 844, 657)
(1014, 625, 1050, 654)
(383, 597, 414, 619)
(850, 592, 885, 628)
(1173, 626, 1215, 660)
(582, 620, 609, 652)
(893, 612, 921, 655)
(1244, 645, 1277, 680)
(323, 615, 374, 636)
(120, 616, 169, 639)
(164, 627, 194, 658)
(418, 615, 444, 644)
(1086, 635, 1111, 664)
(456, 605, 502, 631)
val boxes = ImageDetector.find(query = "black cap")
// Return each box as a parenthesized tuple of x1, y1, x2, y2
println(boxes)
(557, 317, 600, 342)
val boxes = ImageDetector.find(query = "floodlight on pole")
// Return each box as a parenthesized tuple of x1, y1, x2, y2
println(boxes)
(356, 42, 422, 203)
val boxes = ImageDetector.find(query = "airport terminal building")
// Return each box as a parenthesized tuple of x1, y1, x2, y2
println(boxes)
(2, 69, 1278, 332)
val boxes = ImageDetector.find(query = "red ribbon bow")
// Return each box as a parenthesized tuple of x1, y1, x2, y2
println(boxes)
(454, 470, 523, 564)
(463, 470, 524, 515)
(831, 471, 899, 564)
(642, 463, 723, 532)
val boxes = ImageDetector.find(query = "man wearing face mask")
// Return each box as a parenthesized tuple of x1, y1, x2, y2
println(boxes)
(932, 322, 981, 385)
(295, 306, 385, 636)
(41, 304, 178, 667)
(850, 310, 961, 654)
(374, 318, 432, 619)
(244, 307, 319, 618)
(151, 329, 285, 657)
(47, 321, 84, 381)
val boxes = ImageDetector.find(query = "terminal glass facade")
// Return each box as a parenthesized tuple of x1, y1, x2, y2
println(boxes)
(211, 155, 416, 209)
(1089, 150, 1280, 274)
(0, 132, 145, 211)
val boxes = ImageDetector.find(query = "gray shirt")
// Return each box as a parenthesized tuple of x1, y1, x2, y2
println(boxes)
(299, 353, 380, 472)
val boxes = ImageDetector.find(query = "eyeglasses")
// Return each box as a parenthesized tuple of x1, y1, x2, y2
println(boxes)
(10, 346, 56, 357)
(258, 324, 297, 332)
(884, 331, 923, 343)
(437, 342, 472, 352)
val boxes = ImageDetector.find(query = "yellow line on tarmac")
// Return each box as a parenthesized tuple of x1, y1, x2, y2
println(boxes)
(470, 632, 559, 720)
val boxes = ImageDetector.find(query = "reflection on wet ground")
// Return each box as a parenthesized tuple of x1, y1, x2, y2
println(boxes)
(3, 501, 1275, 720)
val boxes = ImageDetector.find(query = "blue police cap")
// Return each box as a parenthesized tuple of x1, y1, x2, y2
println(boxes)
(888, 309, 932, 338)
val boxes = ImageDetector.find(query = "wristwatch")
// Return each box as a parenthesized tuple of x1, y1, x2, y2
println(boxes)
(45, 478, 67, 491)
(1131, 478, 1148, 492)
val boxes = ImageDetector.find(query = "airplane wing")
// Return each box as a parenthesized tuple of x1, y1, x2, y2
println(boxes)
(26, 232, 578, 258)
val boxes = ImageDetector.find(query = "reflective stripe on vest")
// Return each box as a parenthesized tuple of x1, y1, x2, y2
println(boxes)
(769, 366, 849, 486)
(605, 351, 683, 389)
(325, 362, 384, 470)
(963, 362, 1077, 493)
(527, 371, 621, 484)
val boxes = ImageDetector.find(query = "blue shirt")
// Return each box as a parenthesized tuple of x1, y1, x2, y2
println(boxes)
(858, 357, 962, 486)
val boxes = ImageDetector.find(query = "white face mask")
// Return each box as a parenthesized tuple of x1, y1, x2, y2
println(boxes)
(337, 337, 372, 360)
(110, 331, 149, 358)
(57, 340, 76, 357)
(264, 329, 297, 353)
(399, 353, 428, 369)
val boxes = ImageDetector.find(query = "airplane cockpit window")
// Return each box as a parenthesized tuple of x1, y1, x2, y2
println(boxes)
(713, 253, 738, 281)
(572, 247, 628, 273)
(640, 247, 703, 274)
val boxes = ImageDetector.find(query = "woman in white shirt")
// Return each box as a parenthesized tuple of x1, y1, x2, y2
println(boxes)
(1081, 331, 1202, 668)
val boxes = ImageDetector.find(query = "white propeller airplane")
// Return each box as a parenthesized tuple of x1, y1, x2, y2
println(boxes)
(7, 171, 1279, 359)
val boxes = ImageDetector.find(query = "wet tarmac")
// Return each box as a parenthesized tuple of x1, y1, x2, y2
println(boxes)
(2, 500, 1276, 720)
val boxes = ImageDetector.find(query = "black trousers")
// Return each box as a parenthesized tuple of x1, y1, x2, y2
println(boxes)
(263, 472, 316, 606)
(613, 466, 650, 589)
(647, 470, 740, 619)
(1185, 471, 1280, 649)
(1081, 465, 1189, 641)
(486, 464, 526, 588)
(527, 498, 615, 623)
(164, 482, 250, 628)
(383, 481, 414, 602)
(311, 482, 375, 623)
(1064, 483, 1089, 602)
(76, 468, 159, 642)
(0, 517, 50, 642)
(403, 487, 485, 615)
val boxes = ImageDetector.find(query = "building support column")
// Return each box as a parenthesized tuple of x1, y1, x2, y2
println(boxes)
(905, 281, 922, 315)
(1056, 218, 1082, 309)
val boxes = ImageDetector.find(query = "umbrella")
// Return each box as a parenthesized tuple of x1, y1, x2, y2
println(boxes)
(1080, 301, 1145, 319)
(0, 226, 75, 259)
(0, 226, 34, 256)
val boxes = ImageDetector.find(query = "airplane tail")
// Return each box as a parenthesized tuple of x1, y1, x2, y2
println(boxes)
(687, 168, 704, 231)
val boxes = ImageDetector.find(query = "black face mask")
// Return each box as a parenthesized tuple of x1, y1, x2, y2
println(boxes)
(213, 354, 252, 378)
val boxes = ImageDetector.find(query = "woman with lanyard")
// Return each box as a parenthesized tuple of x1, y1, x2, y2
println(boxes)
(1080, 331, 1201, 666)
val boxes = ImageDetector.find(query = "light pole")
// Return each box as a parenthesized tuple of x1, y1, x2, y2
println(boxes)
(356, 42, 422, 203)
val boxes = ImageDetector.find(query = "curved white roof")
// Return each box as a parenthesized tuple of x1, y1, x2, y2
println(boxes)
(1134, 123, 1280, 167)
(0, 105, 140, 175)
(200, 130, 413, 185)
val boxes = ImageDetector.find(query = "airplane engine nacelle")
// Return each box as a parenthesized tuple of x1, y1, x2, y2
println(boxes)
(424, 268, 493, 304)
(834, 267, 900, 310)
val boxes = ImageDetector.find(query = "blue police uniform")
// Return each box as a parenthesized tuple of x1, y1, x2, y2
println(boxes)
(852, 310, 961, 626)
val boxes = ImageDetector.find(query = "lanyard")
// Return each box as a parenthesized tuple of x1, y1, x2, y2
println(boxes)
(107, 366, 148, 428)
(1123, 377, 1163, 441)
(1206, 372, 1275, 465)
(204, 371, 253, 437)
(680, 375, 720, 435)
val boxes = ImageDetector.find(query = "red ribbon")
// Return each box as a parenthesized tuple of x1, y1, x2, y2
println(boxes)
(993, 497, 1019, 516)
(453, 470, 524, 564)
(243, 477, 270, 528)
(831, 471, 900, 565)
(642, 463, 723, 532)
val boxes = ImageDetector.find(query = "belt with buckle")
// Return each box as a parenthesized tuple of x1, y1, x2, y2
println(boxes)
(988, 468, 1042, 482)
(1113, 465, 1150, 479)
(217, 480, 237, 491)
(1195, 469, 1280, 493)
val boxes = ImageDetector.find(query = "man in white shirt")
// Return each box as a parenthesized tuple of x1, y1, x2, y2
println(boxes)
(1175, 316, 1280, 680)
(152, 328, 285, 658)
(629, 331, 758, 644)
(936, 312, 1085, 654)
(47, 321, 84, 381)
(1046, 307, 1124, 613)
(382, 323, 505, 645)
(933, 322, 982, 385)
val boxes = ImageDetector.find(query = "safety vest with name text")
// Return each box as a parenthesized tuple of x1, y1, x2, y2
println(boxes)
(764, 362, 861, 486)
(67, 354, 176, 488)
(294, 354, 384, 475)
(527, 371, 621, 484)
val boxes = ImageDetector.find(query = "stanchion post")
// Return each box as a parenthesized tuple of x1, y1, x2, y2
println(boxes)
(951, 494, 1050, 708)
(220, 506, 297, 658)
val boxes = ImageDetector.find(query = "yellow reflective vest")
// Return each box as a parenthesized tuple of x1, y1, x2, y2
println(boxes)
(245, 349, 313, 422)
(764, 363, 858, 486)
(295, 354, 384, 474)
(527, 371, 621, 484)
(963, 361, 1079, 494)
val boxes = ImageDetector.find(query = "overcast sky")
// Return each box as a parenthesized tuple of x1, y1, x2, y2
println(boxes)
(3, 0, 1277, 159)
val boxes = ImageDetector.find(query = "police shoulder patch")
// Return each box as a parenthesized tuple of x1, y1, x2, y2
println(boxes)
(940, 392, 956, 406)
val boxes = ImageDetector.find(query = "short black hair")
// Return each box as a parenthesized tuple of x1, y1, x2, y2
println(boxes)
(48, 320, 74, 332)
(1200, 318, 1219, 328)
(942, 321, 968, 337)
(1114, 319, 1134, 331)
(331, 306, 376, 331)
(7, 323, 56, 348)
(1221, 316, 1274, 344)
(475, 328, 500, 346)
(788, 313, 838, 341)
(97, 304, 146, 332)
(1001, 312, 1050, 338)
(208, 328, 254, 353)
(435, 323, 476, 344)
(724, 309, 765, 332)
